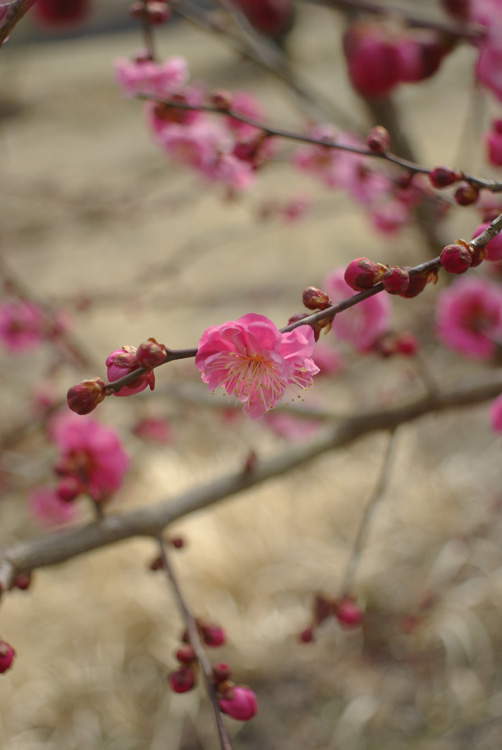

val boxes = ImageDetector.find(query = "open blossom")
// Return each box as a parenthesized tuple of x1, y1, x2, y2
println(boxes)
(436, 277, 502, 359)
(114, 56, 189, 98)
(323, 269, 392, 351)
(49, 412, 130, 502)
(0, 301, 44, 352)
(195, 313, 319, 419)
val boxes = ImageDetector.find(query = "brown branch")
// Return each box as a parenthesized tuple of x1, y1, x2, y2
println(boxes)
(0, 0, 37, 47)
(3, 370, 502, 584)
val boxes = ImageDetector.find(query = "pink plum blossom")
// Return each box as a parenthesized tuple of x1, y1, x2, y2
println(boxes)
(490, 394, 502, 431)
(436, 277, 502, 359)
(225, 90, 264, 138)
(312, 342, 345, 375)
(323, 269, 392, 351)
(29, 487, 80, 528)
(49, 412, 130, 502)
(0, 301, 44, 352)
(195, 313, 319, 419)
(114, 56, 189, 98)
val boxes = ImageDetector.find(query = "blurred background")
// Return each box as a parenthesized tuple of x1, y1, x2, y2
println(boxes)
(1, 2, 502, 748)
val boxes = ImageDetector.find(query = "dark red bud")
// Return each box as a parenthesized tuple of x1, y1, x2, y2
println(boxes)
(428, 166, 460, 189)
(454, 182, 479, 206)
(440, 243, 472, 274)
(302, 286, 331, 310)
(67, 377, 107, 415)
(136, 338, 167, 369)
(366, 125, 390, 153)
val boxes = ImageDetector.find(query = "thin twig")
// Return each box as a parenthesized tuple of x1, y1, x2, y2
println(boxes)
(340, 427, 397, 595)
(157, 534, 233, 750)
(0, 0, 36, 48)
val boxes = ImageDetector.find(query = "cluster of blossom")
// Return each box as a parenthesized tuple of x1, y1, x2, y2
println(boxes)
(168, 627, 258, 722)
(299, 593, 364, 643)
(30, 412, 130, 526)
(0, 299, 70, 353)
(115, 49, 274, 195)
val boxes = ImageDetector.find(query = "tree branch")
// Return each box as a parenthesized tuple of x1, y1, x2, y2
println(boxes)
(2, 370, 502, 585)
(0, 0, 37, 48)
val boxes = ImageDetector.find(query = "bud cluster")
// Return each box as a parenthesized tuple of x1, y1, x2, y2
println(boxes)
(344, 258, 411, 296)
(299, 593, 363, 643)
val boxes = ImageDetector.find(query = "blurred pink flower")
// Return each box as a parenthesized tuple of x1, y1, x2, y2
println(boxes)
(226, 90, 264, 138)
(323, 269, 392, 351)
(312, 342, 345, 375)
(114, 56, 189, 98)
(29, 488, 80, 527)
(490, 393, 502, 431)
(0, 301, 44, 352)
(195, 313, 319, 419)
(264, 411, 322, 441)
(476, 23, 502, 101)
(436, 277, 502, 359)
(49, 412, 130, 502)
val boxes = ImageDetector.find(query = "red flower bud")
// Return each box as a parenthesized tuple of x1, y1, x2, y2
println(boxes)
(0, 641, 15, 674)
(170, 536, 185, 549)
(302, 286, 331, 310)
(335, 598, 364, 628)
(219, 685, 258, 721)
(398, 270, 431, 298)
(428, 166, 460, 188)
(299, 627, 315, 643)
(382, 266, 410, 295)
(57, 476, 82, 502)
(454, 182, 479, 206)
(67, 377, 107, 415)
(394, 333, 419, 356)
(210, 89, 233, 111)
(201, 624, 226, 648)
(344, 257, 383, 291)
(440, 243, 472, 274)
(13, 572, 32, 591)
(176, 645, 196, 664)
(136, 338, 167, 369)
(212, 662, 231, 683)
(169, 666, 196, 693)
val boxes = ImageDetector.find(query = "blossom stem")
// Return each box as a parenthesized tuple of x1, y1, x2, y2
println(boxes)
(156, 534, 234, 750)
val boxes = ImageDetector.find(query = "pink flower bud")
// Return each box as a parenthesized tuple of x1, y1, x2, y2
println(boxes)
(210, 89, 233, 111)
(0, 641, 15, 674)
(428, 166, 460, 188)
(302, 286, 331, 310)
(219, 685, 258, 721)
(176, 645, 196, 664)
(106, 346, 155, 397)
(440, 243, 472, 274)
(136, 338, 167, 369)
(336, 598, 364, 628)
(344, 257, 383, 291)
(170, 536, 185, 549)
(212, 662, 231, 683)
(201, 624, 226, 648)
(382, 266, 410, 295)
(454, 182, 479, 206)
(67, 377, 107, 415)
(146, 1, 172, 24)
(396, 32, 445, 83)
(472, 223, 502, 261)
(366, 125, 390, 153)
(169, 666, 196, 693)
(13, 572, 32, 591)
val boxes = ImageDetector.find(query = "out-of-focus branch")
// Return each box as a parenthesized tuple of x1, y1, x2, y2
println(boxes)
(157, 535, 233, 750)
(2, 370, 502, 585)
(0, 0, 36, 47)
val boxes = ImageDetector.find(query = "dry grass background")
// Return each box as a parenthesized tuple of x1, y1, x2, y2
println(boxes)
(1, 4, 502, 748)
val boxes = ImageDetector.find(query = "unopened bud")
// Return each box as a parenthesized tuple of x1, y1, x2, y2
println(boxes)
(440, 243, 472, 274)
(344, 257, 383, 291)
(176, 645, 196, 664)
(366, 125, 390, 153)
(12, 572, 32, 591)
(299, 627, 315, 643)
(399, 270, 431, 298)
(454, 182, 479, 206)
(136, 338, 167, 369)
(382, 266, 410, 295)
(428, 166, 460, 188)
(169, 666, 196, 693)
(67, 377, 106, 415)
(335, 597, 363, 628)
(210, 89, 233, 110)
(302, 286, 331, 310)
(201, 623, 226, 648)
(219, 685, 258, 721)
(212, 662, 231, 683)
